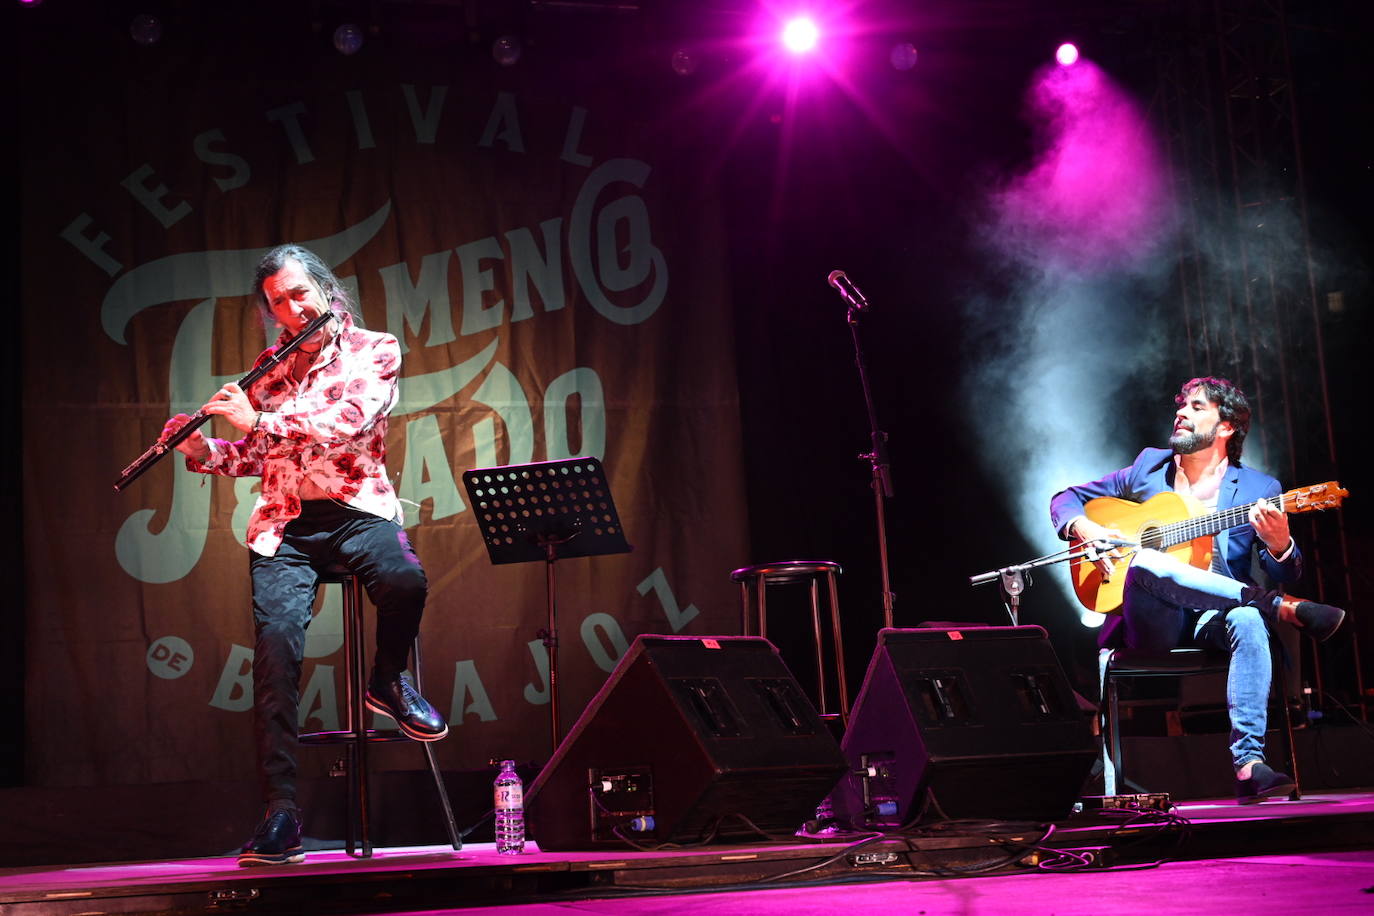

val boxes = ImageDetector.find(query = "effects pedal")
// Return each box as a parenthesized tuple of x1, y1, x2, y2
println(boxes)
(1077, 793, 1173, 813)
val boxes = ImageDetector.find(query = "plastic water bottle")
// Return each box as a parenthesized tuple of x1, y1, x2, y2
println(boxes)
(494, 760, 525, 854)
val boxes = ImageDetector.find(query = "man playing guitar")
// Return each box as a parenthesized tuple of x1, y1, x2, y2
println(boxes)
(1050, 377, 1346, 804)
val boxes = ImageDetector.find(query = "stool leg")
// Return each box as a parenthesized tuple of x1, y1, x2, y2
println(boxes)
(825, 571, 850, 726)
(808, 578, 828, 717)
(345, 576, 373, 858)
(339, 579, 358, 856)
(421, 743, 462, 850)
(412, 637, 462, 850)
(1099, 649, 1118, 797)
(1273, 643, 1302, 800)
(739, 583, 751, 637)
(755, 573, 767, 640)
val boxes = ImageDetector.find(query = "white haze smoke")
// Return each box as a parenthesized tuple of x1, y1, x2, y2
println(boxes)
(963, 61, 1177, 626)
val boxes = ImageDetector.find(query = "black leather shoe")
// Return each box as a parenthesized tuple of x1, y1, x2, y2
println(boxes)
(1292, 600, 1346, 642)
(1236, 762, 1295, 805)
(366, 672, 448, 741)
(238, 809, 304, 866)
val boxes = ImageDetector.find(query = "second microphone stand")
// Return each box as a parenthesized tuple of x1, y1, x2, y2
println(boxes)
(846, 305, 896, 628)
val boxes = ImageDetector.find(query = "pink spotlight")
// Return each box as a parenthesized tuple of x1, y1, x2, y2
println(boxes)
(1056, 42, 1080, 66)
(781, 16, 820, 54)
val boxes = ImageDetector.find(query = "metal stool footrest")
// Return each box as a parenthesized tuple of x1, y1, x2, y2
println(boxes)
(298, 730, 414, 745)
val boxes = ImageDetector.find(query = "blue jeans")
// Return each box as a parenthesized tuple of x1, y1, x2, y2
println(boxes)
(1121, 549, 1272, 771)
(248, 500, 429, 804)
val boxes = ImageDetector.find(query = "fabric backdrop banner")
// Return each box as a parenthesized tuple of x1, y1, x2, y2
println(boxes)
(21, 24, 748, 787)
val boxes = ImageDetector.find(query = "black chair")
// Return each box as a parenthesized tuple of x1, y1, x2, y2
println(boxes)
(1098, 643, 1300, 799)
(299, 567, 461, 856)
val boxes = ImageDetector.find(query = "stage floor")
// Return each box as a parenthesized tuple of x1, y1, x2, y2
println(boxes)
(2, 789, 1372, 915)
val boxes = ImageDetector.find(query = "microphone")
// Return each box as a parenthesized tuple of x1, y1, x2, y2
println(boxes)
(1099, 537, 1139, 548)
(1079, 536, 1139, 557)
(827, 270, 870, 312)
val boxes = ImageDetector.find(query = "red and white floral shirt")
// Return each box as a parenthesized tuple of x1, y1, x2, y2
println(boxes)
(187, 312, 403, 556)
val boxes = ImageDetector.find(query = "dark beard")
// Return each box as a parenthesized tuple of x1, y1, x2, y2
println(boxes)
(1170, 425, 1216, 455)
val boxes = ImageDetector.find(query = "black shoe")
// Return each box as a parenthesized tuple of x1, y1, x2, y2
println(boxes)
(366, 672, 449, 741)
(1243, 589, 1347, 643)
(238, 809, 305, 866)
(1292, 599, 1346, 642)
(1236, 762, 1295, 805)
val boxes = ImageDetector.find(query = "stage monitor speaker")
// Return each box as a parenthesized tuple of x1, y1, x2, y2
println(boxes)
(832, 626, 1095, 827)
(526, 635, 848, 851)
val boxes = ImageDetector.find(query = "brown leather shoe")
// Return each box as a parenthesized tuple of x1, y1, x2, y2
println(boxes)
(1279, 596, 1346, 642)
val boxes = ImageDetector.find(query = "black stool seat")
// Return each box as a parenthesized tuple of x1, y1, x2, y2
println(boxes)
(1105, 647, 1226, 675)
(731, 559, 849, 726)
(301, 565, 460, 856)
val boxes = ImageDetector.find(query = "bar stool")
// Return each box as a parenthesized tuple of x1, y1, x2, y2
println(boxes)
(730, 560, 850, 727)
(1098, 646, 1300, 799)
(299, 566, 462, 856)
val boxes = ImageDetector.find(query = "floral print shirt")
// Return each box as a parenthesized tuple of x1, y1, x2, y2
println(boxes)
(187, 312, 403, 556)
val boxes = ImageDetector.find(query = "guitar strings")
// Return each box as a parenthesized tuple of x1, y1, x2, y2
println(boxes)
(1085, 486, 1342, 561)
(1084, 486, 1342, 552)
(1150, 492, 1290, 548)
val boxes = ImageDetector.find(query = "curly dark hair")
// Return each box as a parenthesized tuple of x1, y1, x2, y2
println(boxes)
(252, 244, 361, 327)
(1176, 376, 1251, 465)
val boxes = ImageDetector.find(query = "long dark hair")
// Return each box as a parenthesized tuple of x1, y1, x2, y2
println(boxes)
(252, 244, 361, 327)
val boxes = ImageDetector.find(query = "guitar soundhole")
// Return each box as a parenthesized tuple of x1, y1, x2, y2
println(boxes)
(1139, 526, 1164, 551)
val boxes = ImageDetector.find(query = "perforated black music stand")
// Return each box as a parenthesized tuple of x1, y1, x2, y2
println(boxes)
(463, 457, 631, 750)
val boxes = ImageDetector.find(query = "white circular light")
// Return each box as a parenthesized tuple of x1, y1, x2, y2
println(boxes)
(671, 48, 698, 76)
(333, 23, 365, 56)
(130, 13, 163, 46)
(493, 35, 522, 67)
(890, 42, 918, 71)
(781, 17, 819, 54)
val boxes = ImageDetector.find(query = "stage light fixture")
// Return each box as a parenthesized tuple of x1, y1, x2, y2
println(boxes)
(493, 35, 522, 66)
(129, 13, 163, 46)
(780, 16, 819, 54)
(670, 47, 698, 76)
(333, 23, 364, 55)
(889, 41, 918, 71)
(1056, 42, 1079, 66)
(18, 0, 46, 7)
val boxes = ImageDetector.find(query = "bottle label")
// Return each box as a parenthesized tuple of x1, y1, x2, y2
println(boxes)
(496, 785, 523, 809)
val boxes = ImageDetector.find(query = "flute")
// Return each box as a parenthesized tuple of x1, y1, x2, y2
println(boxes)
(114, 311, 336, 492)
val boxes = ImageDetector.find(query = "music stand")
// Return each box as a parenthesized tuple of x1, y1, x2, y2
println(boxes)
(463, 457, 631, 751)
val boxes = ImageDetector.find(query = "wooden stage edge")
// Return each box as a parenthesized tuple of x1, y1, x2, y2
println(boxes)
(2, 788, 1372, 915)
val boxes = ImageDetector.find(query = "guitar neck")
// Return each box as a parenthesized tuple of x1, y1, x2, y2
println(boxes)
(1155, 493, 1283, 549)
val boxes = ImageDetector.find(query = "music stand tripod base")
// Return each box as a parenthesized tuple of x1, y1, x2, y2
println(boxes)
(463, 457, 631, 751)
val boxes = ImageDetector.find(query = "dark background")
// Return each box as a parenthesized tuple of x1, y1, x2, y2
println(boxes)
(9, 0, 1372, 790)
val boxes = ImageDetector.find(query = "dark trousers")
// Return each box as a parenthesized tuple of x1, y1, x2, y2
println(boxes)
(248, 500, 429, 804)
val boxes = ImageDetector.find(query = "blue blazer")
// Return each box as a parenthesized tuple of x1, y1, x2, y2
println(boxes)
(1049, 447, 1302, 589)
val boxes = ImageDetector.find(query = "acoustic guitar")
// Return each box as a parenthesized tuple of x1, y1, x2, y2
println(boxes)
(1070, 482, 1347, 614)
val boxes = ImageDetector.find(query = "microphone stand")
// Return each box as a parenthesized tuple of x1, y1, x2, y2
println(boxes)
(969, 541, 1130, 625)
(845, 305, 896, 628)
